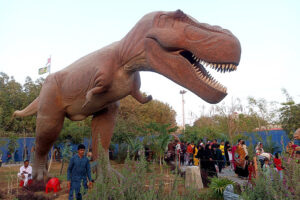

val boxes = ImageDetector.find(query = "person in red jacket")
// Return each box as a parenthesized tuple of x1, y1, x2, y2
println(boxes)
(273, 152, 283, 179)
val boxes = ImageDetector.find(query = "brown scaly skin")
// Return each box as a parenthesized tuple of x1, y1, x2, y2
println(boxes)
(13, 10, 241, 181)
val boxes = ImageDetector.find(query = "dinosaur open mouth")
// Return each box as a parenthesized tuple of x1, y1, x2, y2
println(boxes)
(179, 50, 237, 94)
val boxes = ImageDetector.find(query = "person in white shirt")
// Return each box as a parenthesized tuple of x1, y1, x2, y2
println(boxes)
(17, 159, 32, 186)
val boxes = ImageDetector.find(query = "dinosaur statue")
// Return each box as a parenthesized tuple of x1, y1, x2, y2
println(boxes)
(13, 10, 241, 181)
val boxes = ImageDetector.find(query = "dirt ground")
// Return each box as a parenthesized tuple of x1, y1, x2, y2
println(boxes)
(0, 161, 187, 200)
(0, 161, 70, 200)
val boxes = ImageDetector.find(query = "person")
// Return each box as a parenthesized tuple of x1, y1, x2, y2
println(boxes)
(248, 160, 256, 182)
(234, 141, 246, 177)
(180, 142, 186, 166)
(262, 157, 270, 176)
(256, 142, 265, 167)
(67, 144, 92, 200)
(295, 151, 300, 164)
(220, 141, 225, 168)
(214, 144, 223, 173)
(224, 141, 231, 166)
(227, 147, 233, 170)
(14, 150, 20, 163)
(205, 144, 217, 177)
(255, 142, 264, 155)
(241, 141, 248, 156)
(30, 145, 35, 163)
(175, 140, 181, 165)
(17, 159, 32, 187)
(196, 145, 209, 187)
(193, 144, 199, 166)
(232, 139, 242, 170)
(7, 151, 12, 163)
(236, 155, 249, 178)
(212, 139, 218, 149)
(186, 143, 194, 166)
(286, 141, 299, 158)
(167, 141, 175, 161)
(273, 152, 283, 179)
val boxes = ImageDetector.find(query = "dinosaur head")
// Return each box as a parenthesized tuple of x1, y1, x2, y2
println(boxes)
(121, 10, 241, 104)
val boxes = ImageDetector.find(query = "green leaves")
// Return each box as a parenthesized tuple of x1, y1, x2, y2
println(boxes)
(0, 73, 44, 135)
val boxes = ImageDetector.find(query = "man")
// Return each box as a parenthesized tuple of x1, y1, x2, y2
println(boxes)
(212, 139, 218, 149)
(67, 144, 91, 200)
(214, 144, 223, 173)
(17, 159, 32, 187)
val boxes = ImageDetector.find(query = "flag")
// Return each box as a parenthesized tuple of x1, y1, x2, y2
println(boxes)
(38, 56, 51, 75)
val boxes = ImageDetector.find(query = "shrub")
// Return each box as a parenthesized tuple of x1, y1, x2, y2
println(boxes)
(241, 155, 300, 200)
(208, 177, 234, 199)
(86, 141, 205, 199)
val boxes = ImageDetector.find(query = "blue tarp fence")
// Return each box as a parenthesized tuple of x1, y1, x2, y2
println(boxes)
(0, 137, 91, 163)
(0, 129, 296, 163)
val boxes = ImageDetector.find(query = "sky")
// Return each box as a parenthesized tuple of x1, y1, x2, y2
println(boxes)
(0, 0, 300, 126)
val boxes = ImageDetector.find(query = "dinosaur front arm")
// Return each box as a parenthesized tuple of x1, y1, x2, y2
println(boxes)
(130, 72, 152, 104)
(82, 86, 106, 108)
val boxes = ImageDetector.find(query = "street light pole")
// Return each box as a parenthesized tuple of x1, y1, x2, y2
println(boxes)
(180, 90, 187, 132)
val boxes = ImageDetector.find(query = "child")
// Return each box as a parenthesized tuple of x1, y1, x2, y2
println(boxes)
(228, 147, 233, 170)
(263, 157, 270, 176)
(248, 160, 256, 182)
(273, 152, 283, 179)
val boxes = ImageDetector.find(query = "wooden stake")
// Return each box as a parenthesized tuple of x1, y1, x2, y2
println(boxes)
(48, 146, 54, 172)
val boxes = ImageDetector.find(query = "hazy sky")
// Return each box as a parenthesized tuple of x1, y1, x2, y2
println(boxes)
(0, 0, 299, 125)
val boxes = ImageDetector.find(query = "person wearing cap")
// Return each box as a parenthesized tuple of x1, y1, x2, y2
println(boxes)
(67, 144, 91, 200)
(17, 159, 32, 187)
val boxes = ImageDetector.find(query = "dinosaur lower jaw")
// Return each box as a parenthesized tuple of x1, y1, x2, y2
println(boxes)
(179, 50, 238, 94)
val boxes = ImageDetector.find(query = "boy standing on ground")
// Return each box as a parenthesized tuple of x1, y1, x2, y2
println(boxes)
(67, 144, 91, 200)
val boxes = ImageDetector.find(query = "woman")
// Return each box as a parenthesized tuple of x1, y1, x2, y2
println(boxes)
(204, 144, 217, 177)
(234, 143, 246, 176)
(255, 142, 264, 155)
(196, 145, 209, 187)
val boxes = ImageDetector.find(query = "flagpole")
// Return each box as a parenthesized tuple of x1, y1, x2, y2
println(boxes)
(47, 55, 55, 172)
(48, 55, 51, 75)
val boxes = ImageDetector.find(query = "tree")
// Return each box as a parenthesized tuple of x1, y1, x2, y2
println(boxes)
(144, 122, 177, 170)
(7, 134, 19, 154)
(280, 89, 300, 139)
(112, 95, 177, 143)
(247, 97, 279, 130)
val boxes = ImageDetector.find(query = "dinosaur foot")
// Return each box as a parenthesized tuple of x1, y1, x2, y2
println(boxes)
(27, 180, 46, 192)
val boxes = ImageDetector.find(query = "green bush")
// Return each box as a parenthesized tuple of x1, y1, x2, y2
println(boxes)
(208, 177, 234, 199)
(241, 156, 300, 200)
(86, 142, 204, 200)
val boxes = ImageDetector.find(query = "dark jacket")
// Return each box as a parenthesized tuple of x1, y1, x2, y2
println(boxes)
(67, 154, 91, 182)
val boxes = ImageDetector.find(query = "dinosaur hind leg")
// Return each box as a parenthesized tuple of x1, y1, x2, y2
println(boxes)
(91, 102, 121, 178)
(91, 102, 119, 160)
(33, 112, 65, 181)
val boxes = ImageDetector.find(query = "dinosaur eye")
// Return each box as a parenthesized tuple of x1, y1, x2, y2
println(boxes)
(184, 25, 209, 41)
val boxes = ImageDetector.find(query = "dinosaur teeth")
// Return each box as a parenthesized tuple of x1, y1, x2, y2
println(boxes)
(190, 57, 231, 93)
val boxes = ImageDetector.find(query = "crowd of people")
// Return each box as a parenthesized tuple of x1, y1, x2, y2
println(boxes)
(166, 138, 300, 185)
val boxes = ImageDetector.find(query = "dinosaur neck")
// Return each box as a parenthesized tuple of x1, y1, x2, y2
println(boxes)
(117, 16, 153, 72)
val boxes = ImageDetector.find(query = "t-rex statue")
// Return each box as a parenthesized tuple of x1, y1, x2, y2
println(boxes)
(13, 10, 241, 181)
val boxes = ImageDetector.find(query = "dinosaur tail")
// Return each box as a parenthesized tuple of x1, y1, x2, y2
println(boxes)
(12, 97, 39, 118)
